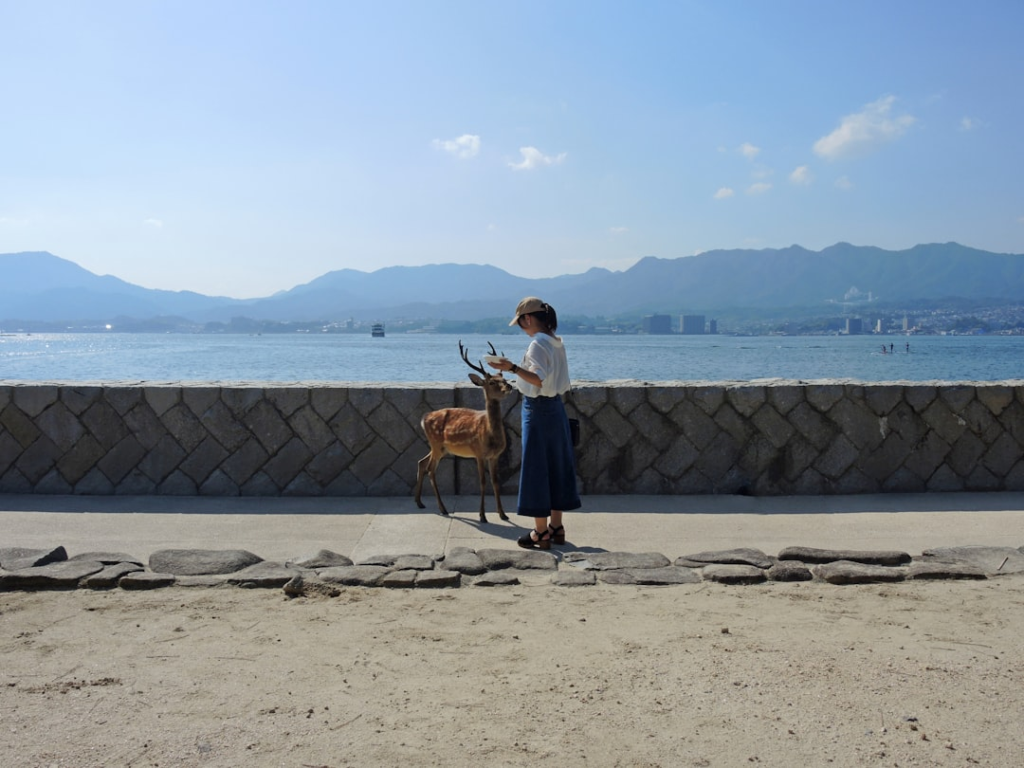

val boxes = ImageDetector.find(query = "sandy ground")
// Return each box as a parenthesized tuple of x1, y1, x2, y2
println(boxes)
(2, 577, 1024, 768)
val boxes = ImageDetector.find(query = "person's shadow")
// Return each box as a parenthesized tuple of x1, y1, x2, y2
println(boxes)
(450, 514, 609, 557)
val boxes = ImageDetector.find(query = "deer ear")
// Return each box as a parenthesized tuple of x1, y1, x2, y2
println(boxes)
(468, 373, 484, 386)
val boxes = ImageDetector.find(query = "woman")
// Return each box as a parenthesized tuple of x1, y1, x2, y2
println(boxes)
(489, 297, 581, 549)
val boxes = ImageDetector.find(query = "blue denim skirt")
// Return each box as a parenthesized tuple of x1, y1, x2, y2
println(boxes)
(517, 395, 582, 518)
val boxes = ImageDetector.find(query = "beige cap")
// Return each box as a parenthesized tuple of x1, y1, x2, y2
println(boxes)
(509, 296, 546, 326)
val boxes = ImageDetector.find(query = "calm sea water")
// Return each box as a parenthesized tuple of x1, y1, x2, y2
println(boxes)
(0, 332, 1021, 383)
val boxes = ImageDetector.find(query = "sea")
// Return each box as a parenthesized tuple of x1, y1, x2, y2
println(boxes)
(1, 332, 1021, 384)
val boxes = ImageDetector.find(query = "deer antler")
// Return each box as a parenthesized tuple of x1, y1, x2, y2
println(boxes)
(487, 341, 505, 359)
(459, 340, 487, 375)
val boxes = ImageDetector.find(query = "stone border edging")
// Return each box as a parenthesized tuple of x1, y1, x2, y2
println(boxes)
(2, 544, 1022, 594)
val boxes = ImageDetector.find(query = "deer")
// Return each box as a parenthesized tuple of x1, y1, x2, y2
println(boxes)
(414, 341, 515, 523)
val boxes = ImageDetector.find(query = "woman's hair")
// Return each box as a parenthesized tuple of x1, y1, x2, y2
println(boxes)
(525, 302, 558, 332)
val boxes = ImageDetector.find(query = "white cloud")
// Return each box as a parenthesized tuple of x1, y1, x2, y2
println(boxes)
(959, 116, 981, 132)
(746, 182, 772, 195)
(713, 187, 734, 200)
(835, 176, 853, 190)
(609, 226, 629, 235)
(739, 142, 761, 160)
(432, 134, 481, 159)
(789, 165, 813, 185)
(143, 218, 163, 228)
(813, 96, 916, 159)
(508, 146, 566, 171)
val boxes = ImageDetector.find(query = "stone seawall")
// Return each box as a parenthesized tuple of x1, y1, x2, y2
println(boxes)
(2, 380, 1023, 497)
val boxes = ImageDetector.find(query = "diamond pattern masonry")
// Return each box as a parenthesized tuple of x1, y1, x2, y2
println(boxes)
(1, 380, 1023, 497)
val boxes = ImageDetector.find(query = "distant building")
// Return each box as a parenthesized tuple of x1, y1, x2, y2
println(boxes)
(708, 318, 718, 335)
(642, 314, 673, 334)
(681, 315, 706, 335)
(846, 318, 863, 335)
(903, 315, 913, 331)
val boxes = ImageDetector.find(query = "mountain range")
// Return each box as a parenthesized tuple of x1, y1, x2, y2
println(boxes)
(2, 242, 1023, 326)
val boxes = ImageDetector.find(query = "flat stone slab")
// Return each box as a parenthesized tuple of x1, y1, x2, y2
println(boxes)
(415, 569, 461, 588)
(317, 565, 390, 587)
(599, 567, 700, 585)
(149, 549, 263, 576)
(906, 561, 987, 580)
(779, 546, 911, 566)
(676, 549, 774, 569)
(921, 546, 1024, 576)
(68, 551, 143, 566)
(358, 553, 437, 567)
(598, 571, 639, 585)
(470, 571, 521, 587)
(767, 561, 813, 582)
(175, 575, 231, 587)
(119, 572, 177, 590)
(377, 567, 461, 588)
(702, 564, 767, 585)
(814, 561, 906, 585)
(393, 555, 436, 571)
(382, 569, 419, 588)
(82, 562, 145, 589)
(288, 550, 353, 569)
(552, 570, 597, 587)
(0, 560, 104, 590)
(635, 566, 701, 585)
(562, 552, 671, 570)
(443, 548, 487, 575)
(0, 546, 68, 571)
(477, 549, 557, 571)
(226, 561, 302, 588)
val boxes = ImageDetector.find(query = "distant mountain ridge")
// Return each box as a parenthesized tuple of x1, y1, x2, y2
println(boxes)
(2, 243, 1023, 325)
(0, 251, 249, 323)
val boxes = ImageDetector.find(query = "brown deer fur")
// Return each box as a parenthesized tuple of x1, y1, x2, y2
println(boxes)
(414, 344, 514, 523)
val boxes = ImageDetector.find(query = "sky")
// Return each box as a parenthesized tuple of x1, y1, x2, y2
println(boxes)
(2, 0, 1023, 299)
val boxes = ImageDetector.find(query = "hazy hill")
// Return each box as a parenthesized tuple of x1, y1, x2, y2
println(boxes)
(0, 251, 247, 322)
(208, 263, 539, 322)
(548, 242, 1024, 317)
(2, 243, 1023, 325)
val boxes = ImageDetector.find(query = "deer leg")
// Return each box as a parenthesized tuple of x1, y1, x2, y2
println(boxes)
(417, 451, 449, 516)
(414, 452, 430, 509)
(475, 457, 488, 523)
(488, 457, 509, 521)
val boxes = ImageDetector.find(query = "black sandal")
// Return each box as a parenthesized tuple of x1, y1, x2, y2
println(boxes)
(518, 528, 551, 550)
(548, 524, 566, 545)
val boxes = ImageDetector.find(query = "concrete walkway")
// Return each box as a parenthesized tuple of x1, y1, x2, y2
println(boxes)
(3, 492, 1024, 564)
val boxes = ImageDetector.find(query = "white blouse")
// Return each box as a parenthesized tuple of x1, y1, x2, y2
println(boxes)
(515, 333, 572, 398)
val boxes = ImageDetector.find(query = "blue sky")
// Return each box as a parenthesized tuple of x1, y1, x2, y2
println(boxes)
(2, 0, 1022, 298)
